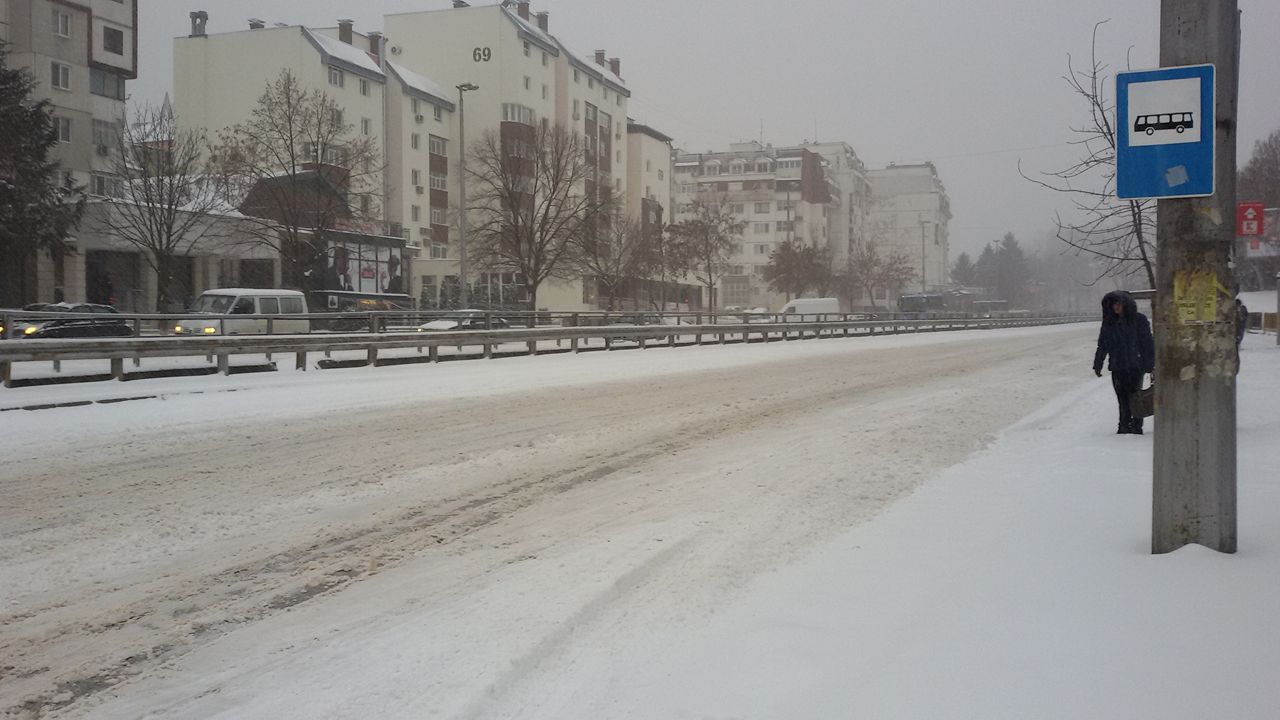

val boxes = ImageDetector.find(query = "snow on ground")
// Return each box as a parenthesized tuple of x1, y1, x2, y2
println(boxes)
(2, 325, 1276, 719)
(1238, 289, 1276, 313)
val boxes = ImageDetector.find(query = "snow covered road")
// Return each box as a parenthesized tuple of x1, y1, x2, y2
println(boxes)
(1, 325, 1092, 718)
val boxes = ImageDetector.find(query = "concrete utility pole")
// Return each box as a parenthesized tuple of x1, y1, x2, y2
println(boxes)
(1152, 0, 1240, 554)
(456, 82, 478, 309)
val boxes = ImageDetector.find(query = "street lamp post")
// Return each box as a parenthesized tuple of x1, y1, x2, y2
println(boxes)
(919, 219, 931, 292)
(456, 82, 478, 309)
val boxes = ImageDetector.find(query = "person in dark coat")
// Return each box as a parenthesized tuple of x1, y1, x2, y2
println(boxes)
(1093, 290, 1155, 434)
(1236, 299, 1249, 347)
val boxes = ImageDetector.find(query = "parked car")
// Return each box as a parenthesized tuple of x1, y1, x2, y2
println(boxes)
(416, 311, 511, 332)
(4, 303, 133, 339)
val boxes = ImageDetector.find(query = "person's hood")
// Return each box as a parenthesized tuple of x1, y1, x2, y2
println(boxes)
(1101, 290, 1138, 323)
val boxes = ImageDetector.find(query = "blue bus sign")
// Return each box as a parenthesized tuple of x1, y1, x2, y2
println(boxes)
(1116, 64, 1215, 200)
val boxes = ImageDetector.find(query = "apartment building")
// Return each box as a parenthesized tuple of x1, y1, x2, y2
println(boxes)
(4, 0, 138, 305)
(672, 142, 839, 311)
(867, 162, 953, 295)
(626, 121, 674, 240)
(796, 141, 872, 270)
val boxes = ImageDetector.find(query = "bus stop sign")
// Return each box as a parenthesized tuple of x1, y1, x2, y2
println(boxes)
(1116, 64, 1215, 200)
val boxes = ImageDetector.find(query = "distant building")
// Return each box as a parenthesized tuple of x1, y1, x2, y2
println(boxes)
(867, 162, 952, 298)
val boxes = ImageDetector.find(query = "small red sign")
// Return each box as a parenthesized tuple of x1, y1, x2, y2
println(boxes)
(1237, 202, 1264, 237)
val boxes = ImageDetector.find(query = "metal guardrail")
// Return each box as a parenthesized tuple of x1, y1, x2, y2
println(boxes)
(0, 315, 1092, 389)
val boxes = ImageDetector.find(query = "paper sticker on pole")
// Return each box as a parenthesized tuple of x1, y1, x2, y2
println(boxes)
(1116, 64, 1215, 200)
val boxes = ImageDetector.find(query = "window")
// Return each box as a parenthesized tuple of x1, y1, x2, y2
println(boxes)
(428, 135, 447, 156)
(429, 173, 447, 191)
(90, 173, 123, 198)
(574, 69, 580, 83)
(259, 297, 279, 315)
(430, 244, 448, 259)
(412, 98, 420, 115)
(754, 223, 770, 234)
(434, 104, 443, 121)
(411, 205, 421, 222)
(328, 67, 344, 87)
(90, 69, 125, 99)
(361, 117, 372, 136)
(411, 133, 420, 150)
(777, 200, 796, 211)
(730, 203, 744, 214)
(501, 103, 535, 125)
(430, 207, 445, 225)
(588, 78, 594, 89)
(755, 202, 771, 214)
(658, 169, 664, 180)
(523, 41, 530, 57)
(103, 26, 124, 55)
(541, 51, 548, 67)
(281, 297, 304, 314)
(616, 95, 622, 107)
(359, 78, 370, 96)
(704, 164, 719, 176)
(573, 99, 579, 117)
(56, 117, 71, 143)
(51, 62, 71, 90)
(524, 76, 531, 90)
(542, 84, 548, 100)
(411, 169, 421, 186)
(330, 108, 344, 126)
(775, 220, 795, 232)
(92, 119, 116, 147)
(754, 244, 769, 255)
(52, 9, 71, 37)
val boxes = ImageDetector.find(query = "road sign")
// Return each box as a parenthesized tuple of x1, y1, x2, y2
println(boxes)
(1116, 64, 1215, 200)
(1237, 202, 1264, 237)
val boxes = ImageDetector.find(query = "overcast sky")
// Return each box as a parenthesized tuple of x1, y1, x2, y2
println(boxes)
(136, 0, 1279, 259)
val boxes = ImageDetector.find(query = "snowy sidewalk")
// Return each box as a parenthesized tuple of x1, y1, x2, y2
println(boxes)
(552, 335, 1280, 719)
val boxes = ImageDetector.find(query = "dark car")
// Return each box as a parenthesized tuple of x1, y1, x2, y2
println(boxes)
(7, 303, 134, 339)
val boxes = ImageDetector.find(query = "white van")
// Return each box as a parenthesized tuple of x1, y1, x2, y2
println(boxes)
(779, 297, 841, 322)
(175, 289, 310, 335)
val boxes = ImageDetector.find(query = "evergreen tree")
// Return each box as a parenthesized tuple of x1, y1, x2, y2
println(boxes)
(951, 252, 977, 286)
(0, 41, 85, 306)
(995, 233, 1029, 306)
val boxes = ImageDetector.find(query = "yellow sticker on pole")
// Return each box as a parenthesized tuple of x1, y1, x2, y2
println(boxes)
(1173, 270, 1219, 324)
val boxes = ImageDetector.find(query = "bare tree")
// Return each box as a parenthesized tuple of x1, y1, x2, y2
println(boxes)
(637, 220, 693, 311)
(573, 207, 647, 310)
(214, 70, 383, 293)
(94, 104, 228, 310)
(1020, 20, 1156, 289)
(467, 122, 608, 310)
(838, 236, 915, 309)
(667, 193, 744, 311)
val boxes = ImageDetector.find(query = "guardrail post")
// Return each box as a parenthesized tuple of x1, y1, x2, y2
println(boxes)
(639, 335, 648, 350)
(429, 345, 439, 363)
(1, 361, 11, 388)
(217, 353, 229, 375)
(2, 313, 12, 340)
(53, 359, 61, 373)
(296, 351, 307, 371)
(110, 357, 124, 380)
(367, 347, 378, 366)
(368, 312, 378, 334)
(528, 339, 536, 356)
(484, 343, 493, 359)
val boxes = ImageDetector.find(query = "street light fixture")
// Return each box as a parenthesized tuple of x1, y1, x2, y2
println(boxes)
(456, 82, 479, 309)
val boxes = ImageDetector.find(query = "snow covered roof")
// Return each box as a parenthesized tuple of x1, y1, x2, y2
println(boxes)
(302, 27, 384, 80)
(387, 61, 454, 110)
(557, 42, 629, 96)
(501, 6, 560, 56)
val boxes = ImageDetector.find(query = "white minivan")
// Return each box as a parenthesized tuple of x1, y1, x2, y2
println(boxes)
(176, 289, 311, 335)
(779, 297, 841, 322)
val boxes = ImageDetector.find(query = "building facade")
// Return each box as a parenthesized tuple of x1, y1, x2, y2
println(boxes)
(867, 162, 952, 296)
(672, 141, 839, 311)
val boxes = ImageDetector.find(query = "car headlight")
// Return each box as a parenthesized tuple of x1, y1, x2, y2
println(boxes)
(24, 326, 38, 335)
(203, 327, 217, 334)
(174, 325, 184, 333)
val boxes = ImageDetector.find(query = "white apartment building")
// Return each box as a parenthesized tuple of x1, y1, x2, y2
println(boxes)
(3, 0, 161, 308)
(797, 141, 873, 270)
(867, 162, 953, 296)
(672, 141, 840, 311)
(174, 15, 460, 305)
(626, 121, 674, 236)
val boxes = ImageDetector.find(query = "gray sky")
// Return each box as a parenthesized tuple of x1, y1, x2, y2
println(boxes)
(137, 0, 1280, 259)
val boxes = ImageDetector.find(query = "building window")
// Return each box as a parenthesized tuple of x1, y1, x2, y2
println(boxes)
(412, 98, 420, 115)
(645, 160, 651, 172)
(92, 119, 116, 147)
(542, 84, 548, 100)
(91, 173, 123, 198)
(501, 103, 535, 126)
(328, 66, 344, 87)
(430, 207, 445, 225)
(755, 202, 771, 214)
(51, 62, 71, 91)
(330, 108, 344, 126)
(524, 76, 531, 90)
(730, 203, 744, 214)
(434, 104, 443, 121)
(52, 9, 71, 37)
(775, 220, 795, 232)
(429, 173, 447, 191)
(103, 26, 124, 55)
(616, 95, 622, 107)
(411, 169, 422, 186)
(361, 117, 372, 135)
(90, 69, 126, 100)
(754, 223, 770, 234)
(588, 78, 594, 89)
(411, 205, 421, 222)
(430, 243, 448, 259)
(754, 244, 770, 255)
(574, 68, 580, 83)
(658, 169, 664, 180)
(428, 135, 447, 157)
(523, 41, 530, 57)
(541, 51, 548, 66)
(56, 117, 71, 143)
(411, 133, 420, 150)
(359, 78, 370, 96)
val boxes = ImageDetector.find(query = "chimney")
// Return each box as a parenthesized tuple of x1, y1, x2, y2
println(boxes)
(189, 11, 208, 37)
(594, 49, 606, 66)
(609, 57, 620, 77)
(535, 11, 549, 31)
(368, 31, 383, 61)
(452, 0, 470, 7)
(248, 18, 265, 30)
(338, 19, 354, 45)
(516, 1, 530, 20)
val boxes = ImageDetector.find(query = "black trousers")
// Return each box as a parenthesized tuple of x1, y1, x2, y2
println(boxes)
(1111, 368, 1144, 426)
